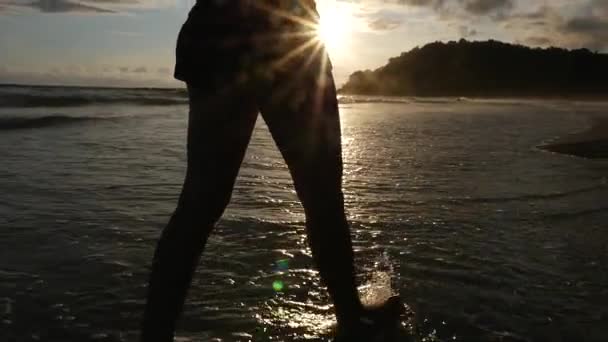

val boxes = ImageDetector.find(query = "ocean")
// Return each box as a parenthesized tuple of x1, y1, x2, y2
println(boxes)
(1, 84, 607, 341)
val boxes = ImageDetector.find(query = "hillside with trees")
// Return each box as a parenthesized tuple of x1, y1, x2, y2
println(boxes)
(339, 40, 608, 97)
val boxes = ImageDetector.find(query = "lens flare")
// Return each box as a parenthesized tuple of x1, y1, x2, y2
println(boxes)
(276, 259, 290, 271)
(273, 280, 285, 292)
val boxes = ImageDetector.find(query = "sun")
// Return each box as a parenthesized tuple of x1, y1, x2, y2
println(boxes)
(316, 1, 352, 54)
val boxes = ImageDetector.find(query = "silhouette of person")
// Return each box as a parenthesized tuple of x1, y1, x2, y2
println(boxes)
(142, 1, 400, 341)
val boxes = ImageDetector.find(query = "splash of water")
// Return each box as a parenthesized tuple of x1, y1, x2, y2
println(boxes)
(359, 253, 399, 306)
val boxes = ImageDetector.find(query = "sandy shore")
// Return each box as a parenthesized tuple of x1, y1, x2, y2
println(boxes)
(540, 116, 608, 159)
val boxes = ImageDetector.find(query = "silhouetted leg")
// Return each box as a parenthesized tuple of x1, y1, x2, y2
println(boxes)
(141, 85, 258, 342)
(258, 56, 363, 327)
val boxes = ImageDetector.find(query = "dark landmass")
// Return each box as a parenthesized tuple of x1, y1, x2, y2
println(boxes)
(542, 140, 608, 159)
(340, 39, 608, 98)
(539, 117, 608, 159)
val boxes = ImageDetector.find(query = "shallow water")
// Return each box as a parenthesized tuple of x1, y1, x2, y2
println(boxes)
(1, 87, 608, 341)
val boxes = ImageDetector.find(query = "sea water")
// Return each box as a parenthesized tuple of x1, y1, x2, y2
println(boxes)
(1, 85, 607, 341)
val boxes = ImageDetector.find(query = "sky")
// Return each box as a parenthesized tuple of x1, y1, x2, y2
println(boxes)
(0, 0, 607, 88)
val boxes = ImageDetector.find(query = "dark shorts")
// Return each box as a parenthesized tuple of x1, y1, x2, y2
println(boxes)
(174, 0, 323, 88)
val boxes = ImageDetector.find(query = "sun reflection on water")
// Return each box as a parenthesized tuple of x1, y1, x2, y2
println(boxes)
(252, 252, 408, 340)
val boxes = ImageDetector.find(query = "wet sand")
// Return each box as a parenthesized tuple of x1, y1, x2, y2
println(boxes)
(540, 116, 608, 159)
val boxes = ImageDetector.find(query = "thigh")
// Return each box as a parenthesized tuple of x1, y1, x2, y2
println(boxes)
(258, 52, 343, 208)
(179, 84, 258, 208)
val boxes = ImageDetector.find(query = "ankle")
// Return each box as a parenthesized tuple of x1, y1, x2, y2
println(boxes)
(336, 304, 365, 327)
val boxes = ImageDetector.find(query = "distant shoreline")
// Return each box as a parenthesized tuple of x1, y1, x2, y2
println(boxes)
(0, 82, 185, 92)
(539, 117, 608, 159)
(4, 83, 607, 101)
(2, 83, 608, 102)
(339, 92, 608, 102)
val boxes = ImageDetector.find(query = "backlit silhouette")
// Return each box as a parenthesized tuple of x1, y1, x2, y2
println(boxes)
(141, 1, 402, 341)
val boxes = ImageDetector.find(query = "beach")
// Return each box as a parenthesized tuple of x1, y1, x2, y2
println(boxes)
(1, 85, 608, 341)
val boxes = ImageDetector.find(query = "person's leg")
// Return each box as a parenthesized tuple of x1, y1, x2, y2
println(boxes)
(258, 53, 364, 327)
(141, 84, 258, 341)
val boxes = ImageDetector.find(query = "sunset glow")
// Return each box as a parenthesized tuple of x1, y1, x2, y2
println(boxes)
(316, 1, 353, 56)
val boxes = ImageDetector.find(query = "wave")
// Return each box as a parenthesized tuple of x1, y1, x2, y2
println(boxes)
(1, 85, 477, 108)
(451, 184, 606, 204)
(338, 96, 411, 104)
(0, 94, 187, 107)
(542, 207, 608, 220)
(337, 95, 471, 104)
(0, 85, 188, 108)
(0, 115, 109, 130)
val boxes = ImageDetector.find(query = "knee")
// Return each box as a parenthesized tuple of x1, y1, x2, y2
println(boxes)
(160, 202, 224, 251)
(174, 189, 232, 227)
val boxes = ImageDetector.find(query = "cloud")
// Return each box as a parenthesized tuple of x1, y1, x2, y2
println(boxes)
(0, 0, 171, 13)
(562, 15, 608, 51)
(368, 0, 608, 51)
(590, 0, 608, 17)
(503, 5, 560, 32)
(368, 16, 402, 30)
(458, 25, 477, 37)
(463, 0, 512, 15)
(4, 0, 115, 13)
(565, 17, 608, 35)
(523, 36, 552, 47)
(391, 0, 442, 8)
(502, 2, 608, 51)
(377, 0, 514, 16)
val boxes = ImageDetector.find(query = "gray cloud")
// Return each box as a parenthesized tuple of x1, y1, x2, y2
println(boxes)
(1, 0, 152, 13)
(393, 0, 439, 5)
(503, 2, 608, 51)
(590, 0, 608, 17)
(368, 16, 402, 30)
(381, 0, 608, 51)
(565, 17, 608, 34)
(523, 36, 552, 47)
(503, 5, 558, 31)
(3, 0, 115, 13)
(464, 0, 512, 15)
(384, 0, 513, 15)
(562, 15, 608, 51)
(458, 25, 477, 37)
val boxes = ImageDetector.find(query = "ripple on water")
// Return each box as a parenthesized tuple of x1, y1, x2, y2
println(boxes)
(2, 100, 608, 341)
